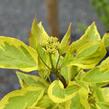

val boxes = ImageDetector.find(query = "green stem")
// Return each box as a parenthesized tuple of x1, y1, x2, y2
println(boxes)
(48, 76, 52, 83)
(59, 75, 67, 88)
(49, 53, 67, 87)
(56, 54, 60, 69)
(49, 53, 54, 69)
(56, 71, 67, 88)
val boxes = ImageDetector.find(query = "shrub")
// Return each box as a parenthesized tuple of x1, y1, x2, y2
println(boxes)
(0, 19, 109, 109)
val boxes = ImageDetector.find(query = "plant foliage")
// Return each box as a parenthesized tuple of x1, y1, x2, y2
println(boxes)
(0, 19, 109, 109)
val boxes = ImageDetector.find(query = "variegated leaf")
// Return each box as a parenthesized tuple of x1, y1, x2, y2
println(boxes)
(29, 18, 49, 50)
(62, 22, 106, 69)
(59, 23, 72, 54)
(16, 71, 49, 88)
(82, 57, 109, 83)
(0, 87, 45, 109)
(0, 36, 38, 72)
(48, 80, 80, 103)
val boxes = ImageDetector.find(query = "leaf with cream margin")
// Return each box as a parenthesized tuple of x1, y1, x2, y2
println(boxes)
(16, 71, 49, 88)
(29, 19, 51, 76)
(29, 18, 49, 50)
(70, 22, 101, 52)
(78, 87, 90, 109)
(74, 22, 101, 42)
(59, 23, 72, 54)
(82, 57, 109, 83)
(27, 107, 45, 109)
(62, 22, 106, 69)
(48, 80, 80, 103)
(37, 95, 54, 109)
(102, 33, 109, 48)
(96, 102, 109, 109)
(67, 94, 85, 109)
(0, 36, 38, 72)
(60, 66, 72, 83)
(0, 86, 45, 109)
(66, 86, 90, 109)
(37, 46, 51, 78)
(60, 66, 79, 83)
(92, 86, 104, 102)
(102, 87, 109, 102)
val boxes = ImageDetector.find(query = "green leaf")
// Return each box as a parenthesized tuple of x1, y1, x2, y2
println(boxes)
(37, 46, 51, 68)
(67, 85, 90, 109)
(82, 57, 109, 83)
(102, 88, 109, 102)
(29, 18, 49, 50)
(51, 51, 60, 69)
(62, 41, 106, 69)
(0, 86, 45, 109)
(50, 102, 67, 109)
(70, 22, 101, 53)
(76, 22, 101, 41)
(67, 94, 85, 109)
(102, 33, 109, 48)
(92, 86, 104, 102)
(96, 102, 109, 109)
(78, 87, 90, 109)
(60, 66, 79, 83)
(0, 36, 38, 72)
(16, 71, 49, 88)
(37, 46, 51, 78)
(66, 83, 90, 109)
(27, 107, 45, 109)
(48, 80, 80, 103)
(59, 23, 71, 54)
(37, 95, 54, 109)
(60, 66, 72, 83)
(82, 67, 109, 83)
(61, 51, 74, 67)
(66, 22, 106, 69)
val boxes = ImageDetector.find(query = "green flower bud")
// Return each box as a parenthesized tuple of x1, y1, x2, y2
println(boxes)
(42, 36, 60, 54)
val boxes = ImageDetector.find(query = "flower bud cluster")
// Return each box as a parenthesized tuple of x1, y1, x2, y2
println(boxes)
(43, 37, 59, 54)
